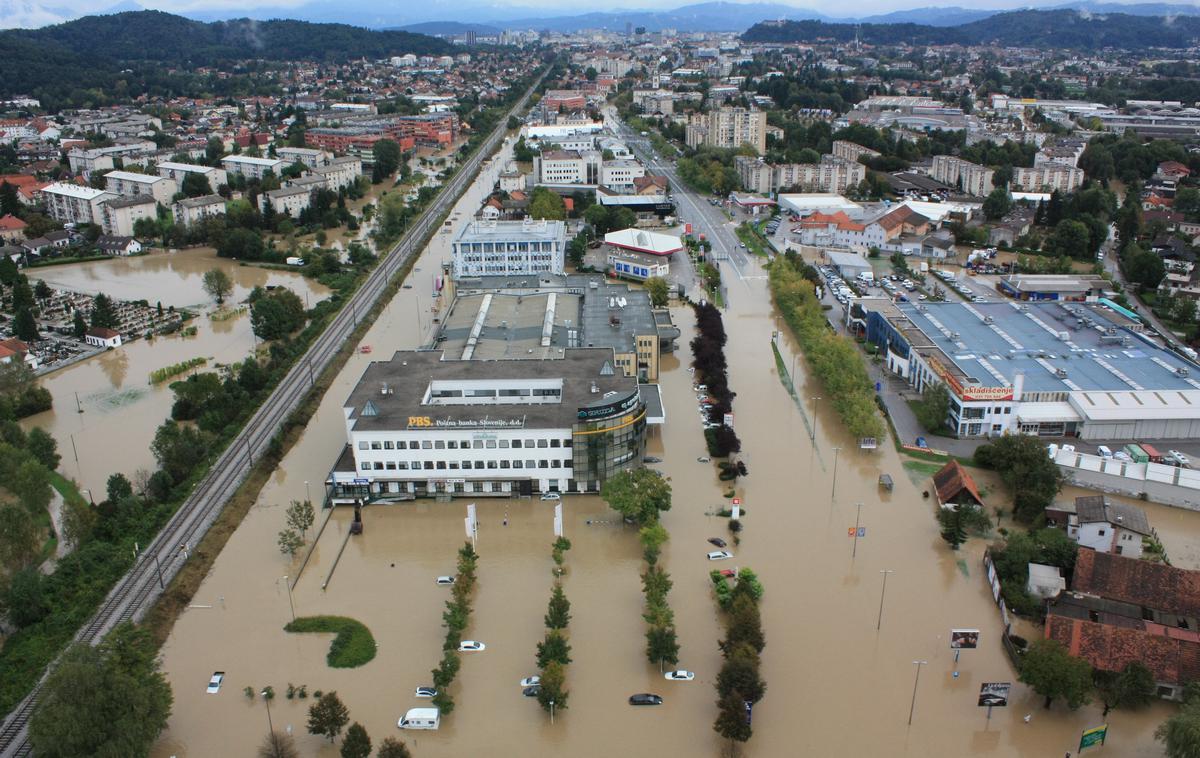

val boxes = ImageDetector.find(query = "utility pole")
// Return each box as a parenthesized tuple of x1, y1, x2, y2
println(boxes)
(908, 660, 928, 726)
(877, 570, 894, 630)
(810, 396, 821, 441)
(830, 446, 842, 501)
(283, 575, 296, 622)
(852, 502, 864, 558)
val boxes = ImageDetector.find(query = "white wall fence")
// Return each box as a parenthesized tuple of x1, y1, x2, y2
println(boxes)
(1053, 449, 1200, 510)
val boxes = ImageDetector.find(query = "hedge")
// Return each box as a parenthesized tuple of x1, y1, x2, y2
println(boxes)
(284, 615, 376, 668)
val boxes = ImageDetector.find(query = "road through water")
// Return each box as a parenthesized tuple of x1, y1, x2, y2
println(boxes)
(150, 197, 1172, 756)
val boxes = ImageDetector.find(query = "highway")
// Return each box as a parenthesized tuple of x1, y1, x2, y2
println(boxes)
(0, 69, 547, 758)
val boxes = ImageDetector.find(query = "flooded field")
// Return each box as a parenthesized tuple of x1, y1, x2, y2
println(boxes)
(22, 249, 331, 494)
(151, 162, 1175, 755)
(27, 247, 329, 310)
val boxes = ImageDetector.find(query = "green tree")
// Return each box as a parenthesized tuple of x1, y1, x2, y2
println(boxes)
(13, 307, 38, 342)
(644, 276, 669, 307)
(913, 383, 950, 433)
(1117, 187, 1143, 248)
(258, 730, 300, 758)
(716, 645, 767, 703)
(1048, 219, 1091, 260)
(600, 468, 672, 525)
(536, 629, 572, 668)
(90, 293, 119, 330)
(106, 473, 133, 503)
(12, 459, 51, 517)
(181, 172, 213, 198)
(974, 434, 1063, 522)
(33, 280, 52, 302)
(1175, 297, 1198, 325)
(72, 309, 87, 339)
(3, 566, 48, 627)
(714, 691, 753, 746)
(938, 506, 967, 549)
(340, 722, 371, 758)
(150, 420, 210, 484)
(372, 139, 403, 183)
(1097, 661, 1156, 716)
(26, 427, 59, 471)
(216, 227, 265, 260)
(544, 584, 571, 629)
(0, 504, 39, 573)
(307, 691, 350, 743)
(250, 286, 306, 340)
(982, 187, 1012, 221)
(376, 737, 413, 758)
(278, 528, 303, 557)
(537, 659, 568, 713)
(1158, 699, 1200, 758)
(29, 623, 173, 758)
(724, 593, 765, 655)
(529, 187, 566, 220)
(646, 624, 679, 667)
(1018, 638, 1093, 710)
(201, 268, 233, 304)
(286, 499, 316, 538)
(1122, 244, 1166, 289)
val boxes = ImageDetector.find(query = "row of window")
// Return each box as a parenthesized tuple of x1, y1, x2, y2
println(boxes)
(431, 387, 561, 399)
(360, 459, 572, 471)
(360, 437, 571, 451)
(457, 242, 559, 253)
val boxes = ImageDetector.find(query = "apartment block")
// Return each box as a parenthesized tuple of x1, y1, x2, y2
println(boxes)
(685, 107, 767, 154)
(173, 194, 227, 228)
(40, 183, 118, 226)
(221, 155, 287, 181)
(278, 146, 331, 168)
(1013, 162, 1085, 193)
(157, 162, 228, 192)
(313, 157, 363, 192)
(534, 150, 601, 186)
(262, 186, 313, 219)
(735, 155, 865, 195)
(831, 140, 881, 163)
(930, 155, 994, 197)
(102, 194, 156, 237)
(103, 170, 177, 205)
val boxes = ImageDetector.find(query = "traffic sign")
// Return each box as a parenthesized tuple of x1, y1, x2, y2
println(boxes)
(848, 527, 866, 537)
(732, 498, 741, 506)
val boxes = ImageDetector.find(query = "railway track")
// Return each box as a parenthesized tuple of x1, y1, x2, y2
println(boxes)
(0, 70, 545, 758)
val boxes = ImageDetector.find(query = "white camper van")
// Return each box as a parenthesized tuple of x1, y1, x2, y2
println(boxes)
(398, 707, 440, 730)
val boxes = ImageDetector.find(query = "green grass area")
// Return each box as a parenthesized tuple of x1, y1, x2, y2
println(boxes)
(901, 459, 943, 486)
(284, 616, 376, 668)
(735, 222, 769, 258)
(48, 472, 87, 510)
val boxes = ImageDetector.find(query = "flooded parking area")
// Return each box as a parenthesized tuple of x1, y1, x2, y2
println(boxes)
(151, 155, 1174, 756)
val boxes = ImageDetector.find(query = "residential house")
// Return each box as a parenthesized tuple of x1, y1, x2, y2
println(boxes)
(95, 235, 143, 256)
(1046, 549, 1200, 701)
(84, 326, 122, 348)
(0, 338, 37, 369)
(932, 459, 985, 508)
(1067, 495, 1152, 559)
(0, 214, 26, 245)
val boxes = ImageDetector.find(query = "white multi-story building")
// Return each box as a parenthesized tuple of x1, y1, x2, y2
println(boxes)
(221, 155, 287, 181)
(313, 156, 362, 192)
(66, 142, 156, 179)
(600, 159, 646, 191)
(1013, 162, 1085, 193)
(685, 107, 767, 154)
(157, 162, 228, 192)
(278, 146, 331, 169)
(930, 155, 995, 197)
(534, 150, 601, 186)
(329, 348, 647, 500)
(831, 140, 881, 163)
(735, 155, 865, 195)
(102, 195, 156, 237)
(262, 186, 313, 218)
(40, 183, 118, 226)
(103, 170, 177, 205)
(173, 194, 227, 228)
(451, 219, 566, 278)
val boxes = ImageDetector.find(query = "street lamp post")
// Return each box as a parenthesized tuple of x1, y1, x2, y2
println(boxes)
(908, 660, 928, 726)
(283, 575, 296, 622)
(877, 570, 894, 630)
(550, 700, 555, 725)
(810, 396, 821, 441)
(304, 481, 311, 505)
(830, 446, 843, 501)
(262, 689, 274, 733)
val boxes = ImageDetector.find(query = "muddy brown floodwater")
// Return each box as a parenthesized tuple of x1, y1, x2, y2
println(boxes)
(152, 174, 1172, 756)
(21, 249, 331, 495)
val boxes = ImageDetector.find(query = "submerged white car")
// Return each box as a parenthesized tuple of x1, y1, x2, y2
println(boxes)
(664, 670, 695, 682)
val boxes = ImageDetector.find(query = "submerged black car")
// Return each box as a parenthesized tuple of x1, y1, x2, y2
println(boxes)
(629, 694, 663, 706)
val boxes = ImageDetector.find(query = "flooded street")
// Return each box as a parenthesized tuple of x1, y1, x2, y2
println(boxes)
(22, 249, 330, 494)
(151, 174, 1172, 755)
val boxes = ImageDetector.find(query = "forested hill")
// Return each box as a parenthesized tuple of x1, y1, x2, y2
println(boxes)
(741, 9, 1200, 50)
(1, 10, 452, 64)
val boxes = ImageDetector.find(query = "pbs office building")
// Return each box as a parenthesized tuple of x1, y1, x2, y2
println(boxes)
(330, 348, 649, 501)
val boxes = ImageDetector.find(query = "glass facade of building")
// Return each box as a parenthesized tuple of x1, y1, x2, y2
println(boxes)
(571, 391, 647, 491)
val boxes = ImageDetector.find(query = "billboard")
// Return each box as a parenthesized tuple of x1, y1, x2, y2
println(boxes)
(1079, 724, 1108, 751)
(950, 629, 980, 650)
(978, 682, 1011, 707)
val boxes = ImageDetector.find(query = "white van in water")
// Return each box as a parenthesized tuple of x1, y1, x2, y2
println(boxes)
(398, 707, 440, 730)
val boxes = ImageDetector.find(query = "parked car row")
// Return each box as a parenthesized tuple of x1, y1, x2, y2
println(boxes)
(1052, 442, 1191, 468)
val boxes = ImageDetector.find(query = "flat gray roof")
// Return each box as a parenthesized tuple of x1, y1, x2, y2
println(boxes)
(896, 301, 1200, 393)
(344, 348, 637, 432)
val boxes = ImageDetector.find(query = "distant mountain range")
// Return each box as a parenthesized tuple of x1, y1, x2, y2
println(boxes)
(742, 8, 1200, 49)
(5, 0, 1200, 33)
(394, 21, 503, 36)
